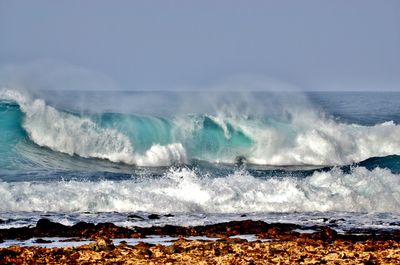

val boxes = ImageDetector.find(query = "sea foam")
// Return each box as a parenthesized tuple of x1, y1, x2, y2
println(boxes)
(0, 167, 399, 213)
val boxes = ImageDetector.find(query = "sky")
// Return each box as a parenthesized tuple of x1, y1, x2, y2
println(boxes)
(0, 0, 399, 91)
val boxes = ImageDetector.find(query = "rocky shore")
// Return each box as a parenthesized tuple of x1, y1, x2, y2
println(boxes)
(1, 219, 400, 264)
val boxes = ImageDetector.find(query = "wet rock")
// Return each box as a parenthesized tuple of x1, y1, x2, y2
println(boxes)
(128, 214, 144, 220)
(164, 214, 174, 217)
(0, 226, 33, 240)
(235, 156, 247, 167)
(329, 218, 345, 224)
(72, 221, 95, 230)
(148, 214, 160, 220)
(71, 221, 96, 237)
(35, 218, 67, 236)
(2, 219, 400, 244)
(34, 238, 53, 244)
(309, 227, 337, 241)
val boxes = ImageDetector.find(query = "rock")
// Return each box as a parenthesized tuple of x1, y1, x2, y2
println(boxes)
(321, 227, 337, 240)
(235, 156, 247, 167)
(0, 248, 19, 260)
(70, 252, 80, 260)
(36, 218, 52, 230)
(72, 221, 95, 230)
(166, 244, 183, 254)
(148, 214, 160, 220)
(90, 237, 115, 251)
(310, 227, 338, 241)
(164, 214, 174, 217)
(36, 219, 67, 233)
(127, 214, 144, 220)
(2, 226, 33, 240)
(34, 238, 52, 244)
(34, 219, 70, 238)
(329, 218, 345, 224)
(135, 242, 154, 256)
(71, 221, 96, 237)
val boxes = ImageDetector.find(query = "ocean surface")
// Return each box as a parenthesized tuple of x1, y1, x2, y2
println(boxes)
(1, 88, 400, 232)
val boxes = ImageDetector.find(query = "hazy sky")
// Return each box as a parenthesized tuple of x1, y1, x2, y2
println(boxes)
(0, 0, 399, 91)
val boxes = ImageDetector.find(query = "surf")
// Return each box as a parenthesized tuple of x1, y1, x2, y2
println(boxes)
(1, 166, 400, 213)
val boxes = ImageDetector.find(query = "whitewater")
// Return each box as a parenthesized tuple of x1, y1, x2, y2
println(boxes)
(1, 88, 400, 229)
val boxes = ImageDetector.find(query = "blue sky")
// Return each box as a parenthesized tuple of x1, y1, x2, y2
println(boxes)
(0, 0, 399, 91)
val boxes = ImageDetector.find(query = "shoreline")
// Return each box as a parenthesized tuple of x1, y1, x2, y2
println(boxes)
(2, 218, 400, 242)
(1, 219, 400, 264)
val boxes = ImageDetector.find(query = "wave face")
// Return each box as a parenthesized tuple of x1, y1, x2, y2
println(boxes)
(1, 167, 400, 213)
(1, 88, 400, 168)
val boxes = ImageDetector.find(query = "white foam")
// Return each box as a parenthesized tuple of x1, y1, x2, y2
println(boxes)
(135, 143, 187, 167)
(0, 167, 399, 213)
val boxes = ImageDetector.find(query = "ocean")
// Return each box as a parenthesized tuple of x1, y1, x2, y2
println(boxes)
(1, 88, 400, 232)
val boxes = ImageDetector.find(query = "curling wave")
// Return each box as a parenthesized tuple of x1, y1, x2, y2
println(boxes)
(0, 89, 187, 167)
(1, 88, 400, 168)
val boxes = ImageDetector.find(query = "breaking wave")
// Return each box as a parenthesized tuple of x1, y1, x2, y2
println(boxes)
(1, 88, 400, 168)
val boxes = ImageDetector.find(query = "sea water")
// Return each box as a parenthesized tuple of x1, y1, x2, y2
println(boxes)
(1, 89, 400, 232)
